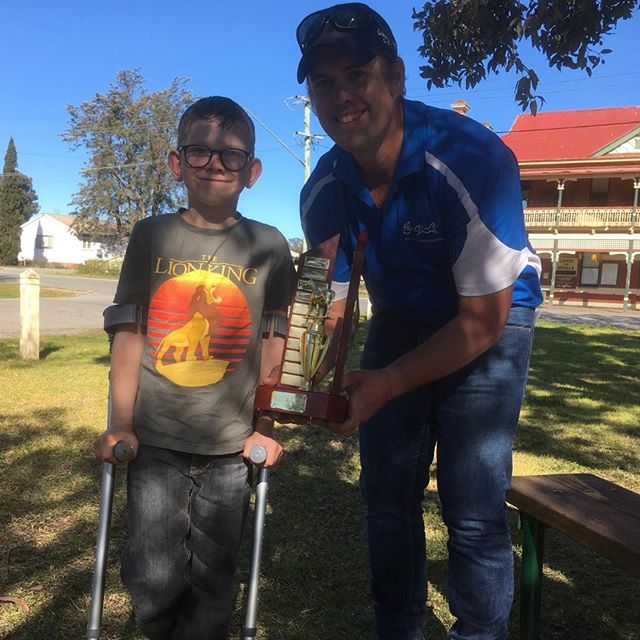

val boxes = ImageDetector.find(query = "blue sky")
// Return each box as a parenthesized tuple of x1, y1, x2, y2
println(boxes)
(2, 1, 638, 240)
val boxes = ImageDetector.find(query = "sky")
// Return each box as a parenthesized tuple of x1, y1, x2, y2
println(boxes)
(1, 1, 639, 241)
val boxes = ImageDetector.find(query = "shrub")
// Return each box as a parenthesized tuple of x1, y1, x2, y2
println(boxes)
(78, 258, 122, 276)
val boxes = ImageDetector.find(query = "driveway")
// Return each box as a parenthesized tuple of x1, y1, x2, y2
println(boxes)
(0, 267, 117, 338)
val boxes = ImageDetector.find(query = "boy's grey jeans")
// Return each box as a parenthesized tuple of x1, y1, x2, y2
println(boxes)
(121, 444, 251, 640)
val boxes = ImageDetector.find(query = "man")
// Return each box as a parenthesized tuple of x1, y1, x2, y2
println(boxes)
(295, 4, 543, 639)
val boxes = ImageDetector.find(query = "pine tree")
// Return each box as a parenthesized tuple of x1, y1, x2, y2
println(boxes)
(0, 138, 39, 264)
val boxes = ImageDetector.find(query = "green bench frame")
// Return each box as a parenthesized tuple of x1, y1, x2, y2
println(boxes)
(507, 473, 640, 640)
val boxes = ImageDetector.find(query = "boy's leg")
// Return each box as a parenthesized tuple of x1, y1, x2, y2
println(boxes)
(434, 306, 535, 640)
(121, 445, 193, 640)
(169, 453, 251, 640)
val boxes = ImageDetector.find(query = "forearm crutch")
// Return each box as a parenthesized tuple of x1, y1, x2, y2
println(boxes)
(86, 441, 133, 639)
(242, 445, 270, 640)
(87, 304, 145, 640)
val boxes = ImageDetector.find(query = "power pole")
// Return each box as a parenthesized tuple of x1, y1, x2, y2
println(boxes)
(293, 95, 323, 184)
(290, 95, 323, 251)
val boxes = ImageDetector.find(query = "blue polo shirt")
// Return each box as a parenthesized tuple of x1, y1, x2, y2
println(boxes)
(300, 98, 542, 325)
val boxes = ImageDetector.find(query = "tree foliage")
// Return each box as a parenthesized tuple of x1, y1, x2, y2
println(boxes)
(0, 138, 39, 264)
(412, 0, 639, 113)
(62, 69, 194, 237)
(288, 237, 304, 253)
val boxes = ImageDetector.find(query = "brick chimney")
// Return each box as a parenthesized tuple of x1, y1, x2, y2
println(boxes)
(451, 99, 470, 116)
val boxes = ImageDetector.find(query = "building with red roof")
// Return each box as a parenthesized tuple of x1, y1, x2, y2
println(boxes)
(503, 105, 640, 309)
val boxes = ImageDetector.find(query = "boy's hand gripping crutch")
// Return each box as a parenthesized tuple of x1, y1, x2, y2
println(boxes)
(86, 304, 145, 640)
(242, 444, 271, 640)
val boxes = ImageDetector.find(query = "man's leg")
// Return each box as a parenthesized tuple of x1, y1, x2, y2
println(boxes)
(169, 453, 251, 640)
(359, 315, 434, 640)
(434, 306, 536, 640)
(121, 445, 192, 640)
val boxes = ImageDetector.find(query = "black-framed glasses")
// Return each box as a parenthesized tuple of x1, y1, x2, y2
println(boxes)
(296, 3, 393, 52)
(179, 145, 253, 171)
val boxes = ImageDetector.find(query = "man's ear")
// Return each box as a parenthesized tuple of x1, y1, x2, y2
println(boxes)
(167, 150, 183, 181)
(244, 157, 263, 189)
(391, 57, 406, 97)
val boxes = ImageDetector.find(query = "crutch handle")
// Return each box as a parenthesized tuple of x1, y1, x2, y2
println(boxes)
(113, 441, 134, 463)
(248, 445, 267, 465)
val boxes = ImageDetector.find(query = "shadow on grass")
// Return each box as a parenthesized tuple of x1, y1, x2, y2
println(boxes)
(516, 324, 640, 472)
(0, 340, 65, 363)
(1, 321, 638, 639)
(0, 408, 129, 640)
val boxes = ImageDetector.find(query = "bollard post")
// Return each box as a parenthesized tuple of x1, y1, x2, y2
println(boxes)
(20, 268, 40, 360)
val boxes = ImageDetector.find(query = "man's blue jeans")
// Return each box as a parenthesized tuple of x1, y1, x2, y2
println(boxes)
(121, 444, 251, 640)
(359, 306, 536, 640)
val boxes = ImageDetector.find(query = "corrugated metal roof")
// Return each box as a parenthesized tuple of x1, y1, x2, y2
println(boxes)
(502, 106, 640, 162)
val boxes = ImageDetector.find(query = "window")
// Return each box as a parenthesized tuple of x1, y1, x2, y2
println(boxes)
(35, 235, 53, 249)
(82, 239, 93, 249)
(580, 252, 599, 286)
(600, 263, 618, 286)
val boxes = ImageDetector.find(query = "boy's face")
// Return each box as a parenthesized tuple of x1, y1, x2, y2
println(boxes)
(168, 118, 262, 211)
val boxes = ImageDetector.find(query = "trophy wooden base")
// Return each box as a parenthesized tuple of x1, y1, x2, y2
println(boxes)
(254, 384, 348, 423)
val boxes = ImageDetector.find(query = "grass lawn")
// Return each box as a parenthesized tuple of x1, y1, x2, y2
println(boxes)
(0, 284, 82, 299)
(0, 321, 638, 639)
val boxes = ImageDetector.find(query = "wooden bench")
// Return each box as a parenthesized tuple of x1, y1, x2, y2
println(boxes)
(506, 473, 640, 640)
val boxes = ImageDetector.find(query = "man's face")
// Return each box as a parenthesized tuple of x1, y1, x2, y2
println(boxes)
(307, 49, 403, 158)
(168, 118, 260, 210)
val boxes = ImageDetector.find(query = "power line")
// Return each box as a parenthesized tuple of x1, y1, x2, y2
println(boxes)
(405, 70, 640, 97)
(493, 119, 640, 135)
(241, 105, 304, 167)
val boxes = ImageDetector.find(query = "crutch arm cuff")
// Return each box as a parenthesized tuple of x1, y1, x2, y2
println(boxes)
(103, 304, 148, 334)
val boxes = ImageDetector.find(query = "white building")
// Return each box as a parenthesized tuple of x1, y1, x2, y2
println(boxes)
(19, 213, 120, 266)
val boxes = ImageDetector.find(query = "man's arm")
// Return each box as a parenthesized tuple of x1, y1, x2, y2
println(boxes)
(93, 324, 145, 463)
(330, 285, 513, 436)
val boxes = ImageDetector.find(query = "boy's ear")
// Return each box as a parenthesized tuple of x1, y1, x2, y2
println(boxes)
(244, 157, 263, 189)
(167, 150, 183, 181)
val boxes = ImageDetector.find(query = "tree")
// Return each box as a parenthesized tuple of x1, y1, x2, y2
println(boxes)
(288, 237, 304, 254)
(0, 138, 39, 264)
(62, 69, 194, 237)
(412, 0, 639, 114)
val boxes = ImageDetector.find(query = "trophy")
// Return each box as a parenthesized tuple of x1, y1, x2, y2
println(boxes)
(254, 232, 366, 423)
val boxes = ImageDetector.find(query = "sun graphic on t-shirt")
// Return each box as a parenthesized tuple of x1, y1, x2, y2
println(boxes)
(145, 270, 251, 387)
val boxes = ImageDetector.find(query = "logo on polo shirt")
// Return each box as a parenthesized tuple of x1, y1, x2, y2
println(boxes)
(403, 221, 442, 243)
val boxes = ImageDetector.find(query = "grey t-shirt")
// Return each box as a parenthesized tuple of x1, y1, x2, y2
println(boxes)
(114, 211, 295, 455)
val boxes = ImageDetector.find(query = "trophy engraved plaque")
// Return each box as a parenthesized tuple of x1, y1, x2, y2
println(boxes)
(254, 232, 367, 422)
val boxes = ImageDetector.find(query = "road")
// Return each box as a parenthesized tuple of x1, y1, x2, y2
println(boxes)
(1, 266, 639, 337)
(0, 267, 116, 338)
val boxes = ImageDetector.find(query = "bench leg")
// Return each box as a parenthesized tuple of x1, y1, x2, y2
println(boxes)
(519, 512, 545, 640)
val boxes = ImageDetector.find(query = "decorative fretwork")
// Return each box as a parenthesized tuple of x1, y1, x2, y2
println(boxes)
(525, 207, 634, 229)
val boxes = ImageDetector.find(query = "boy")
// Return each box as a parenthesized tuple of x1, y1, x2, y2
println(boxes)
(93, 96, 296, 640)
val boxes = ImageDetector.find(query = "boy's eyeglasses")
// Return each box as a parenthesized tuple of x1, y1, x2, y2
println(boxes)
(296, 3, 392, 52)
(179, 145, 253, 171)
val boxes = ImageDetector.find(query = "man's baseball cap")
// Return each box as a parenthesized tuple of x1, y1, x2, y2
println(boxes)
(296, 2, 397, 84)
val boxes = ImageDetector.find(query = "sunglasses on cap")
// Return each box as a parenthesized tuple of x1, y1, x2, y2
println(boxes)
(296, 2, 396, 54)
